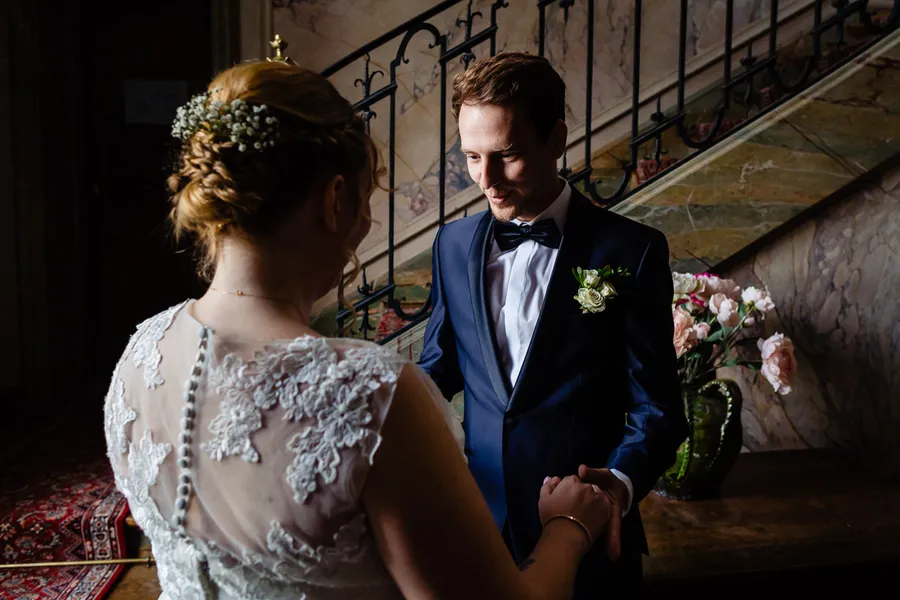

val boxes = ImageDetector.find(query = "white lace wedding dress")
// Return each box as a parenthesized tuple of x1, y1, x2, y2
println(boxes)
(103, 300, 465, 599)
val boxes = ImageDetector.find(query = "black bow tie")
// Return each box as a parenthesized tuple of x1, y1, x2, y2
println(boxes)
(493, 219, 562, 252)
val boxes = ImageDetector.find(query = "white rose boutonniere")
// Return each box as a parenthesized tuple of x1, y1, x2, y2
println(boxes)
(582, 269, 601, 288)
(576, 287, 606, 313)
(573, 265, 631, 314)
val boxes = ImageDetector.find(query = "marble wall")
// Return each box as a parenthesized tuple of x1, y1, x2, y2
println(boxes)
(271, 0, 788, 262)
(718, 163, 900, 473)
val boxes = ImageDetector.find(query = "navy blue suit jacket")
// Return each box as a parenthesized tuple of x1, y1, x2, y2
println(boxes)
(417, 190, 688, 584)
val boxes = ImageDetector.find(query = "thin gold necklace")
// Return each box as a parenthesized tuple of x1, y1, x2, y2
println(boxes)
(208, 287, 294, 305)
(206, 287, 311, 325)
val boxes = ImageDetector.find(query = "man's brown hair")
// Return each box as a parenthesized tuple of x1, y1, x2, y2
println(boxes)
(451, 52, 566, 142)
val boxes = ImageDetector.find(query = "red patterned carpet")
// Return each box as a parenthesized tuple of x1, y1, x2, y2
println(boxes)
(0, 415, 130, 600)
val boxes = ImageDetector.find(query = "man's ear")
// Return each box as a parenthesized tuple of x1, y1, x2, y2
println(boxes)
(320, 174, 346, 233)
(549, 119, 568, 160)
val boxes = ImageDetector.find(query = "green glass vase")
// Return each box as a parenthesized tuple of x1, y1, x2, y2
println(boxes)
(652, 379, 744, 500)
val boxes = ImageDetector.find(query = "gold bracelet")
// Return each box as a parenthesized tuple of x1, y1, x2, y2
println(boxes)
(541, 514, 593, 549)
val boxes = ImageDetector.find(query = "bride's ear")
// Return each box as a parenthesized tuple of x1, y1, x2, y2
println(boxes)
(320, 174, 346, 233)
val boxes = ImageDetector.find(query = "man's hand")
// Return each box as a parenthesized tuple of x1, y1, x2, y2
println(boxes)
(578, 465, 625, 561)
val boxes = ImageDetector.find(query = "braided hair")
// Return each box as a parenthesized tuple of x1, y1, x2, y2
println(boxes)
(168, 60, 383, 282)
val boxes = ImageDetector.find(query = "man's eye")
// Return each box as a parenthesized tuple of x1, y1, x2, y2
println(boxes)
(501, 153, 518, 160)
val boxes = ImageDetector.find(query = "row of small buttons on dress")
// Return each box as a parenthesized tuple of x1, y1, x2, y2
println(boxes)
(173, 326, 209, 538)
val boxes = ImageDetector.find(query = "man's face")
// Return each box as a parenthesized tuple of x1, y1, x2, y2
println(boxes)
(458, 103, 566, 222)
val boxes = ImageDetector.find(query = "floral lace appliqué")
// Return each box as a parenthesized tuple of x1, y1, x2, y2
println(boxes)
(267, 513, 369, 579)
(128, 301, 188, 389)
(104, 373, 136, 455)
(203, 392, 264, 463)
(125, 429, 172, 503)
(204, 338, 401, 503)
(119, 429, 211, 600)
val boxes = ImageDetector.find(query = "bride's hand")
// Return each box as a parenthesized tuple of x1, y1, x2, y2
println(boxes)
(538, 475, 612, 552)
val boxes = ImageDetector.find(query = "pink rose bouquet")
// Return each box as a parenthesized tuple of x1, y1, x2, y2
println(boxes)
(671, 272, 797, 394)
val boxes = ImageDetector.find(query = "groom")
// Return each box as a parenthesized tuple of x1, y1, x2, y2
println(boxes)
(417, 52, 688, 595)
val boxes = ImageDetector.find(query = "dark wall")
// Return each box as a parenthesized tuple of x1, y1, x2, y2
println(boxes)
(81, 2, 217, 397)
(2, 0, 227, 427)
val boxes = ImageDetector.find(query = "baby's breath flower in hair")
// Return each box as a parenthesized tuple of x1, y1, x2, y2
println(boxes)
(171, 89, 279, 152)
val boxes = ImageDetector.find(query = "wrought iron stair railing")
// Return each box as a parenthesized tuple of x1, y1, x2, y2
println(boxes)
(315, 0, 900, 345)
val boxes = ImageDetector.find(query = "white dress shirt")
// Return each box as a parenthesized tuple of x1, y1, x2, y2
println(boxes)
(485, 181, 634, 514)
(486, 183, 571, 386)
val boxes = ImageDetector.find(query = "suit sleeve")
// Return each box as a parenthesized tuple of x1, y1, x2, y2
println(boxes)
(416, 225, 465, 401)
(606, 230, 689, 503)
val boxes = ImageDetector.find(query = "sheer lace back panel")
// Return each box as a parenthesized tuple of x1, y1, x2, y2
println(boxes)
(103, 302, 461, 599)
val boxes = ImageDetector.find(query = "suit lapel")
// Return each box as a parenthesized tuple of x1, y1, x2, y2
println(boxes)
(467, 213, 512, 408)
(506, 192, 595, 413)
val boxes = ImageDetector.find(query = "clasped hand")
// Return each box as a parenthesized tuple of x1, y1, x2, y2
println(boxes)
(538, 465, 623, 560)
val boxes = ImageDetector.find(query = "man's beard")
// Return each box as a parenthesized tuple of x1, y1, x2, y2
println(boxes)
(488, 194, 524, 223)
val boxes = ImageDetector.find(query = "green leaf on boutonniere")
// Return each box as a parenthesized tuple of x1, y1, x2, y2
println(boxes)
(573, 264, 630, 313)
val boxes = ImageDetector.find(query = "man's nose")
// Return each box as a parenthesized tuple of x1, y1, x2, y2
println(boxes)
(479, 156, 503, 190)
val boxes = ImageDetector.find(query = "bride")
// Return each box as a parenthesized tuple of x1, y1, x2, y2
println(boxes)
(104, 59, 613, 599)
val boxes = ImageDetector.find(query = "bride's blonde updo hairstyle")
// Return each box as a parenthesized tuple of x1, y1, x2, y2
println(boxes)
(168, 60, 382, 281)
